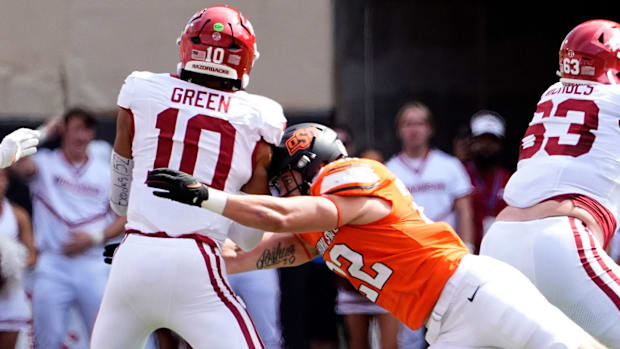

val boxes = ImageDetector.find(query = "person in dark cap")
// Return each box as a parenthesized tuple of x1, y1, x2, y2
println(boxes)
(465, 110, 511, 254)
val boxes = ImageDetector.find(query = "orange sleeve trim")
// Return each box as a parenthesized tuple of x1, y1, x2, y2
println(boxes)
(293, 234, 313, 260)
(323, 195, 342, 227)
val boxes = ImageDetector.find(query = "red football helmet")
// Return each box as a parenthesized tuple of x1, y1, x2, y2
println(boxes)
(178, 5, 259, 89)
(559, 19, 620, 84)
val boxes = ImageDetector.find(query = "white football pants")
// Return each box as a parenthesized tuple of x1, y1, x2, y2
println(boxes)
(91, 233, 264, 349)
(425, 254, 590, 348)
(481, 216, 620, 348)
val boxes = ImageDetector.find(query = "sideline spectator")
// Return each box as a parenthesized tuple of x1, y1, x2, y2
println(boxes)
(464, 110, 511, 253)
(385, 101, 474, 247)
(11, 108, 125, 348)
(358, 148, 384, 163)
(0, 168, 36, 349)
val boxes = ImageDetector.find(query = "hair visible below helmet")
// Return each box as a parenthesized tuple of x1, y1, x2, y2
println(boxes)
(269, 123, 348, 195)
(178, 5, 259, 90)
(559, 19, 620, 84)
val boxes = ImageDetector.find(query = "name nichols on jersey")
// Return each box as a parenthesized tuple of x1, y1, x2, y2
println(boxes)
(543, 83, 594, 97)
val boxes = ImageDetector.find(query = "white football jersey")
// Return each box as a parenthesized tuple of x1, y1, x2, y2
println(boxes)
(504, 81, 620, 223)
(0, 199, 18, 241)
(385, 149, 472, 228)
(118, 71, 286, 244)
(30, 141, 115, 255)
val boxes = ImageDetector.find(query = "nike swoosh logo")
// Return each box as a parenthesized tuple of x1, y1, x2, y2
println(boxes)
(467, 285, 481, 302)
(187, 182, 202, 189)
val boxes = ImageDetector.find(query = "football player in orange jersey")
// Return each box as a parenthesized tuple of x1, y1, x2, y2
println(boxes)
(146, 123, 603, 349)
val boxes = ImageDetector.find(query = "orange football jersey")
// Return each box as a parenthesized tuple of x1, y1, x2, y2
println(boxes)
(301, 158, 468, 329)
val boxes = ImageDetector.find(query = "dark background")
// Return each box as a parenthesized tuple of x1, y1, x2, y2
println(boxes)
(333, 1, 620, 169)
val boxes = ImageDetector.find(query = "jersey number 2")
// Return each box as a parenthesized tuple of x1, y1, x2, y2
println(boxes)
(519, 98, 599, 160)
(325, 244, 394, 302)
(153, 108, 236, 190)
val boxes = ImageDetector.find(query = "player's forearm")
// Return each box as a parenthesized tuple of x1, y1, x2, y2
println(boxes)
(102, 216, 127, 241)
(222, 194, 337, 234)
(225, 233, 317, 274)
(145, 169, 337, 232)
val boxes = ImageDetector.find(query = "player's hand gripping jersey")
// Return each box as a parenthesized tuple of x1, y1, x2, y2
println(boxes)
(504, 82, 620, 246)
(300, 158, 468, 330)
(118, 71, 285, 243)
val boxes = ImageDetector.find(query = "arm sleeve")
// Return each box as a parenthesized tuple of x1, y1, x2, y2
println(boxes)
(227, 222, 265, 251)
(109, 151, 133, 216)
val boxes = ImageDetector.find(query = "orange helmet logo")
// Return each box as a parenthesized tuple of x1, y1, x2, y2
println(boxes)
(286, 127, 318, 156)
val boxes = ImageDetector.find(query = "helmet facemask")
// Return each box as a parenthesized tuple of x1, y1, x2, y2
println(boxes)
(270, 168, 311, 197)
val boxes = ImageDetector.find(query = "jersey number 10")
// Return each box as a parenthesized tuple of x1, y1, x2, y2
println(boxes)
(519, 98, 599, 160)
(153, 107, 236, 190)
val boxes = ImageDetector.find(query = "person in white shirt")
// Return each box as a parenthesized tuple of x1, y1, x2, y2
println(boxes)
(11, 108, 125, 348)
(386, 101, 474, 246)
(0, 168, 36, 349)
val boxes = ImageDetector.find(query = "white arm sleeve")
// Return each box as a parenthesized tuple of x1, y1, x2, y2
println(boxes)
(110, 151, 133, 216)
(228, 221, 265, 251)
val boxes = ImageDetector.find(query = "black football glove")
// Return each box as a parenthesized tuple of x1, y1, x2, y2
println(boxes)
(146, 168, 210, 207)
(103, 243, 119, 264)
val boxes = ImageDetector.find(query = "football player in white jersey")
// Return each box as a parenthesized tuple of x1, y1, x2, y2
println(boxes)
(0, 168, 36, 349)
(90, 5, 286, 349)
(481, 19, 620, 347)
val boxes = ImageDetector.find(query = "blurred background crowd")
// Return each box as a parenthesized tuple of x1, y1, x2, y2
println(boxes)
(0, 1, 619, 348)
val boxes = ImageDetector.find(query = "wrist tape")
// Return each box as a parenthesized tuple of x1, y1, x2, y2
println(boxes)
(200, 189, 228, 214)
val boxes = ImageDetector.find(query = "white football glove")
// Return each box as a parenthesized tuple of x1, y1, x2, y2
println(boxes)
(0, 128, 41, 168)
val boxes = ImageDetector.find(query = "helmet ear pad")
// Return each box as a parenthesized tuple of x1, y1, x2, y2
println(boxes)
(269, 123, 348, 194)
(178, 5, 258, 89)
